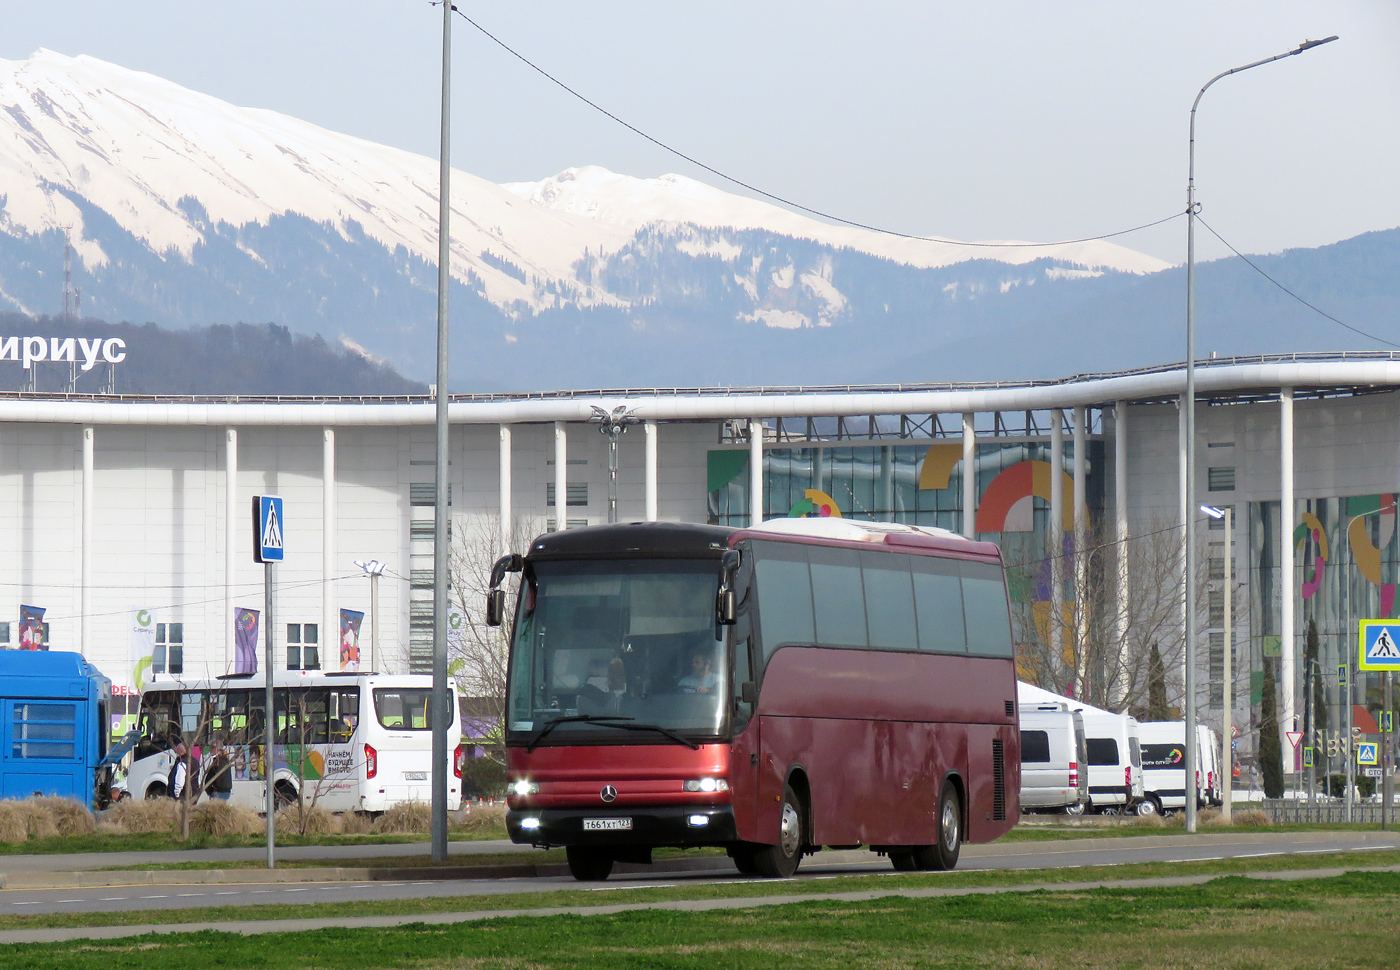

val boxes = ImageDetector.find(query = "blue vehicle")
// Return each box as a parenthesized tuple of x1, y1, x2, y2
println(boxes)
(0, 650, 115, 806)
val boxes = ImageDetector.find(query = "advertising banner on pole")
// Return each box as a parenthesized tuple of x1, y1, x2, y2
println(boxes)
(339, 609, 364, 671)
(18, 605, 45, 650)
(129, 607, 156, 690)
(234, 607, 260, 674)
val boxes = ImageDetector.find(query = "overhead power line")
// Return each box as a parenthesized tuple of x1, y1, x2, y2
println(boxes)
(1197, 217, 1399, 350)
(447, 4, 1183, 251)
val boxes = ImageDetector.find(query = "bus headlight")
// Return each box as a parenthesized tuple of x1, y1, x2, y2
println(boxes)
(683, 778, 729, 793)
(510, 780, 540, 797)
(687, 814, 710, 827)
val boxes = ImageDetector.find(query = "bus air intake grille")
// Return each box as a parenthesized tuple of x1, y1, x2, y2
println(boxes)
(1005, 700, 1015, 718)
(991, 738, 1007, 821)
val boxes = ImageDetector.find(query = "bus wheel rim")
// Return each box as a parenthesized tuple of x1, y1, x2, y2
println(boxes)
(779, 802, 801, 857)
(941, 798, 958, 850)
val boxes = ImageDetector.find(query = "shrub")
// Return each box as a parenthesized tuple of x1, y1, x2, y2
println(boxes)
(338, 811, 373, 835)
(103, 797, 178, 834)
(1130, 812, 1166, 828)
(276, 803, 337, 836)
(0, 802, 28, 843)
(1197, 807, 1222, 826)
(1232, 808, 1272, 827)
(189, 801, 262, 836)
(450, 801, 507, 838)
(28, 796, 95, 836)
(12, 800, 58, 840)
(373, 801, 432, 834)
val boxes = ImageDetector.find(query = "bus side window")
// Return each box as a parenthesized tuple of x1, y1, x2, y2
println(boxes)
(303, 689, 330, 745)
(732, 634, 754, 732)
(330, 689, 360, 742)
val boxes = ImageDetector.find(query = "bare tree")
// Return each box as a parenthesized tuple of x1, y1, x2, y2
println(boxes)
(448, 514, 542, 775)
(1009, 514, 1244, 717)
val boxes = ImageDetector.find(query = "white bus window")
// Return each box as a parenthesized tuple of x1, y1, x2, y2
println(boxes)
(375, 688, 431, 730)
(330, 689, 360, 742)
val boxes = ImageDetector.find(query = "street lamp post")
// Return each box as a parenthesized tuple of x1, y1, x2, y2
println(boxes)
(1183, 35, 1337, 834)
(353, 560, 386, 672)
(590, 406, 641, 523)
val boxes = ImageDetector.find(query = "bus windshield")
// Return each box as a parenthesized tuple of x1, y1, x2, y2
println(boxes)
(506, 559, 727, 745)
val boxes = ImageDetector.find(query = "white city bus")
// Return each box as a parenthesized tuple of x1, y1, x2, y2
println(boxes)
(126, 671, 464, 813)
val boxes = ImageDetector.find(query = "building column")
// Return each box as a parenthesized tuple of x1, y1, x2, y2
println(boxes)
(749, 419, 764, 528)
(225, 428, 238, 671)
(323, 427, 336, 671)
(1050, 410, 1064, 682)
(80, 426, 93, 658)
(962, 412, 976, 538)
(644, 419, 658, 522)
(499, 425, 512, 554)
(554, 422, 568, 531)
(1072, 406, 1088, 696)
(1113, 401, 1129, 707)
(879, 445, 894, 522)
(1280, 387, 1296, 738)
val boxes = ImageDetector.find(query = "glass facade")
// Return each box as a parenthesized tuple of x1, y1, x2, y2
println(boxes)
(706, 440, 1104, 655)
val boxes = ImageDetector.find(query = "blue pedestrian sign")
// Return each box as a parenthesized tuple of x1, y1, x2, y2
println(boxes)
(1357, 743, 1379, 766)
(252, 495, 285, 563)
(1359, 620, 1400, 671)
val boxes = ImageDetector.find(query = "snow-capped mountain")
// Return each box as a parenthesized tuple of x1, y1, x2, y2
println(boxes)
(0, 49, 1182, 388)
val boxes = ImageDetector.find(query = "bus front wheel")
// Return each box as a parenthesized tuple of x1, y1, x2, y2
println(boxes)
(144, 783, 167, 800)
(566, 846, 614, 881)
(910, 782, 962, 871)
(751, 784, 805, 878)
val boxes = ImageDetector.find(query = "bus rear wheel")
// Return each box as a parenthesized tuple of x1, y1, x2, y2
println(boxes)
(566, 846, 614, 881)
(751, 784, 805, 878)
(909, 782, 962, 871)
(144, 783, 167, 800)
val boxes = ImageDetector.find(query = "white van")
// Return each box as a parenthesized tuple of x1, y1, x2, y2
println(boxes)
(1079, 711, 1144, 814)
(1139, 721, 1221, 815)
(1018, 705, 1089, 813)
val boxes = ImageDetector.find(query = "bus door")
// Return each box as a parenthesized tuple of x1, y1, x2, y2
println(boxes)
(728, 609, 760, 842)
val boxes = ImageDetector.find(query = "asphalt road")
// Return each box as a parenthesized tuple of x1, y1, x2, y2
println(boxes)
(1, 830, 1394, 917)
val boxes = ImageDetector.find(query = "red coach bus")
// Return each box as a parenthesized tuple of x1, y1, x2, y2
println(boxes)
(490, 517, 1019, 881)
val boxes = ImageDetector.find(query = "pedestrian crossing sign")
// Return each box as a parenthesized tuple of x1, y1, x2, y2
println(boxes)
(1357, 743, 1378, 766)
(1359, 620, 1400, 671)
(252, 495, 285, 564)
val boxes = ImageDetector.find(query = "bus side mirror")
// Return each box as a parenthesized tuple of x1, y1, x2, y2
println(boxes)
(485, 588, 507, 627)
(717, 588, 737, 625)
(489, 553, 523, 589)
(741, 681, 757, 706)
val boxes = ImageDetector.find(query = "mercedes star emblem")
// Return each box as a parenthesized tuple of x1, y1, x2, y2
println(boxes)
(600, 785, 617, 803)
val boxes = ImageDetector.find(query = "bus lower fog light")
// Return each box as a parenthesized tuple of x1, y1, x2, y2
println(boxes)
(683, 778, 729, 793)
(511, 780, 540, 796)
(520, 817, 541, 830)
(687, 814, 709, 827)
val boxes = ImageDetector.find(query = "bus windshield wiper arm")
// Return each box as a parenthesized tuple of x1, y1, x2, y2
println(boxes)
(524, 715, 699, 751)
(603, 721, 701, 750)
(526, 714, 633, 752)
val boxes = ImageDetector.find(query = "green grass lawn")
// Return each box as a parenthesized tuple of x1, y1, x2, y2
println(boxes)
(3, 870, 1398, 969)
(6, 847, 1400, 934)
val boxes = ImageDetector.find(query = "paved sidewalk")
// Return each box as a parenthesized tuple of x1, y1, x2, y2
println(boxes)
(0, 838, 535, 873)
(3, 862, 1397, 946)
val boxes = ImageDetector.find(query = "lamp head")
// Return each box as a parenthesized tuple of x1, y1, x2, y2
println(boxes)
(1200, 505, 1226, 520)
(354, 559, 387, 576)
(1296, 35, 1339, 52)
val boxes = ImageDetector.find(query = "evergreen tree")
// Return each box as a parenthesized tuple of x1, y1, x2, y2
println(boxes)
(1146, 642, 1170, 721)
(1303, 619, 1327, 776)
(1259, 657, 1285, 798)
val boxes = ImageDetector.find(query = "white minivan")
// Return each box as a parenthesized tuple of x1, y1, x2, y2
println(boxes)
(1079, 711, 1144, 815)
(1018, 705, 1089, 813)
(1139, 721, 1222, 815)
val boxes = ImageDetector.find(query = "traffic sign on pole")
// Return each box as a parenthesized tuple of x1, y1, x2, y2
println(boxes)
(1358, 743, 1379, 766)
(252, 496, 285, 563)
(1359, 620, 1400, 671)
(1285, 730, 1303, 749)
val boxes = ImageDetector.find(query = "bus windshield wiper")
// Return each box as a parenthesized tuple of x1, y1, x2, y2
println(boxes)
(525, 715, 700, 751)
(526, 714, 633, 752)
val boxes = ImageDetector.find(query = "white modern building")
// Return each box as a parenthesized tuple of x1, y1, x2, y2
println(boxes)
(2, 352, 1396, 768)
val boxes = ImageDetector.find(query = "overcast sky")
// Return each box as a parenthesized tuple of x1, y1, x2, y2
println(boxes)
(4, 1, 1396, 265)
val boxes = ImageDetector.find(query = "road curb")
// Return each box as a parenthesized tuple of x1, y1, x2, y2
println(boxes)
(0, 854, 750, 891)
